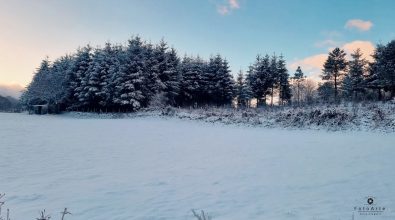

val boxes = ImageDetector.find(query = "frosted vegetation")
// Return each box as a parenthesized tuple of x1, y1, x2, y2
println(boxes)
(62, 101, 395, 132)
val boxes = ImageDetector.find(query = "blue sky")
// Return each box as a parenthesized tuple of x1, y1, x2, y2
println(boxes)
(1, 0, 395, 93)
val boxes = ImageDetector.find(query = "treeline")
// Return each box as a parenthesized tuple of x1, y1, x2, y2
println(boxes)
(275, 40, 395, 105)
(0, 95, 20, 112)
(21, 36, 395, 112)
(317, 40, 395, 103)
(21, 36, 291, 112)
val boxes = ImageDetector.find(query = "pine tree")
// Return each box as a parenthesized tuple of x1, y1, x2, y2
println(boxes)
(63, 56, 79, 109)
(322, 47, 348, 101)
(162, 48, 181, 105)
(277, 55, 291, 105)
(83, 46, 106, 108)
(246, 56, 261, 106)
(269, 55, 279, 106)
(236, 71, 253, 107)
(71, 45, 93, 109)
(21, 56, 74, 112)
(141, 42, 157, 105)
(104, 44, 123, 109)
(178, 56, 191, 105)
(83, 42, 122, 109)
(236, 71, 244, 107)
(205, 55, 234, 105)
(292, 66, 305, 105)
(112, 36, 146, 111)
(382, 40, 395, 98)
(179, 56, 193, 105)
(341, 73, 353, 100)
(366, 44, 386, 100)
(342, 49, 367, 101)
(50, 55, 74, 108)
(369, 40, 395, 99)
(149, 40, 166, 96)
(179, 56, 206, 106)
(246, 55, 272, 107)
(216, 58, 235, 105)
(22, 58, 52, 106)
(205, 55, 222, 104)
(317, 81, 335, 103)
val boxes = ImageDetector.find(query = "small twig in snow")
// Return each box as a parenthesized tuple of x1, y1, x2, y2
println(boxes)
(60, 208, 71, 220)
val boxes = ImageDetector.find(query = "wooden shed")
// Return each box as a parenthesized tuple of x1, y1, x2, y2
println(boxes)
(32, 104, 49, 115)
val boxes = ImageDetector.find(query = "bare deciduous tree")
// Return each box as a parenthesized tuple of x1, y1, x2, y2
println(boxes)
(291, 79, 317, 105)
(303, 79, 317, 104)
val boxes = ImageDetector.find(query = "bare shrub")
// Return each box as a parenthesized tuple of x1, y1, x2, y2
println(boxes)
(36, 210, 50, 220)
(148, 92, 168, 110)
(192, 209, 212, 220)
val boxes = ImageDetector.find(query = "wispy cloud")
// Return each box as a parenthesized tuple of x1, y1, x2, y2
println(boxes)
(216, 0, 240, 15)
(217, 5, 230, 15)
(314, 39, 342, 48)
(345, 19, 373, 31)
(315, 30, 343, 48)
(321, 30, 342, 39)
(229, 0, 240, 9)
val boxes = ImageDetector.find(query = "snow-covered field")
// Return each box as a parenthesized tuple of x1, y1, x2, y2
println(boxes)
(1, 112, 394, 220)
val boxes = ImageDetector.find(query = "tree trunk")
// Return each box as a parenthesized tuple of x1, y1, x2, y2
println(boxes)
(334, 75, 338, 102)
(257, 97, 265, 108)
(297, 82, 300, 106)
(391, 86, 395, 99)
(378, 88, 382, 101)
(270, 87, 274, 106)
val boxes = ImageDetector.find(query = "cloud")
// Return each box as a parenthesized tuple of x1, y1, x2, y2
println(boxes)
(290, 54, 327, 81)
(321, 30, 342, 39)
(342, 40, 375, 61)
(217, 0, 240, 15)
(0, 83, 24, 98)
(290, 40, 376, 81)
(345, 19, 373, 31)
(228, 0, 240, 9)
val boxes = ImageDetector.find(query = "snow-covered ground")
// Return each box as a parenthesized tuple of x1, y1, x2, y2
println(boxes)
(1, 112, 394, 220)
